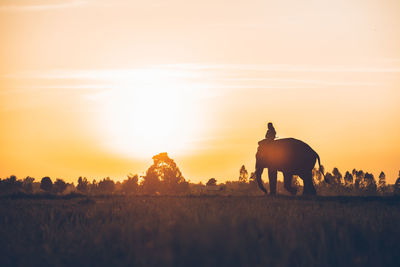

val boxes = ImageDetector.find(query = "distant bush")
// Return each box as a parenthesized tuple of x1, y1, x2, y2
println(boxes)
(40, 177, 53, 192)
(53, 179, 67, 194)
(0, 175, 23, 194)
(121, 174, 139, 195)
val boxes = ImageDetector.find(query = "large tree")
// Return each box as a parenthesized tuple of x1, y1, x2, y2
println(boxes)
(142, 152, 188, 194)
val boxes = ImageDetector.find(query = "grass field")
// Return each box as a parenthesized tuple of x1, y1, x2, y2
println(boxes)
(1, 195, 399, 267)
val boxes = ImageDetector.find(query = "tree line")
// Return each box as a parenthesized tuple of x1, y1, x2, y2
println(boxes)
(1, 153, 400, 196)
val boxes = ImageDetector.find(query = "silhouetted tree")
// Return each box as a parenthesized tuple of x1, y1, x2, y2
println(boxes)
(239, 165, 248, 183)
(142, 152, 189, 195)
(394, 171, 400, 195)
(89, 179, 98, 194)
(364, 172, 377, 194)
(352, 169, 357, 187)
(53, 179, 67, 194)
(77, 177, 89, 193)
(292, 176, 300, 193)
(312, 168, 323, 184)
(98, 177, 115, 194)
(354, 170, 364, 189)
(325, 172, 334, 184)
(332, 168, 342, 184)
(344, 171, 353, 187)
(121, 174, 139, 195)
(378, 171, 386, 191)
(22, 176, 35, 193)
(249, 172, 256, 185)
(141, 170, 160, 195)
(0, 175, 23, 194)
(40, 177, 53, 192)
(206, 178, 217, 186)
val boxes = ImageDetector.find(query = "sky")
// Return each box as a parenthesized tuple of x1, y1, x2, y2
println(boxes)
(0, 0, 399, 183)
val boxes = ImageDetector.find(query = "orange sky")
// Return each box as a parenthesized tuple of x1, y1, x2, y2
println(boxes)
(1, 0, 399, 183)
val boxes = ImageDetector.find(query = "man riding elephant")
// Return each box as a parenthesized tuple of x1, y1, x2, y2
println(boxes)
(254, 122, 325, 195)
(265, 122, 276, 141)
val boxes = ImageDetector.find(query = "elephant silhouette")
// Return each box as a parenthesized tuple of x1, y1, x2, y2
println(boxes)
(254, 138, 325, 195)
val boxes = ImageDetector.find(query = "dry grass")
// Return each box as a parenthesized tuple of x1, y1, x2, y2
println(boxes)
(1, 195, 399, 266)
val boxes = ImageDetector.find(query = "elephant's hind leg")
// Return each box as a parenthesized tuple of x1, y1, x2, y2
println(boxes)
(301, 171, 316, 195)
(283, 173, 298, 195)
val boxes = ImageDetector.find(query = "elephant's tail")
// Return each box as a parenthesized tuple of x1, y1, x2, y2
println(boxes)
(316, 153, 326, 180)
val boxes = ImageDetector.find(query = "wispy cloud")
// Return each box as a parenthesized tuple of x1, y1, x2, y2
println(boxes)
(217, 77, 379, 87)
(1, 62, 388, 96)
(0, 0, 88, 12)
(163, 63, 400, 73)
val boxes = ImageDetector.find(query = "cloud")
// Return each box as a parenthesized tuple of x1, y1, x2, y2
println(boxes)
(0, 0, 88, 12)
(163, 63, 400, 73)
(217, 77, 379, 87)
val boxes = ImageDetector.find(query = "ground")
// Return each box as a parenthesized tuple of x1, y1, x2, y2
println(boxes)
(1, 195, 399, 267)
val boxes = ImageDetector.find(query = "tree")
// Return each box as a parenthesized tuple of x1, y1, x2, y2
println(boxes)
(206, 178, 217, 186)
(121, 174, 139, 195)
(77, 177, 89, 193)
(89, 179, 98, 194)
(394, 171, 400, 195)
(325, 172, 334, 185)
(142, 152, 189, 195)
(332, 167, 342, 184)
(352, 169, 357, 186)
(378, 171, 386, 191)
(98, 177, 115, 194)
(239, 165, 248, 183)
(312, 168, 323, 184)
(344, 171, 353, 187)
(141, 170, 160, 195)
(53, 179, 67, 194)
(354, 170, 364, 189)
(364, 172, 377, 194)
(249, 172, 256, 185)
(0, 175, 22, 194)
(292, 176, 300, 190)
(40, 177, 53, 192)
(22, 176, 35, 193)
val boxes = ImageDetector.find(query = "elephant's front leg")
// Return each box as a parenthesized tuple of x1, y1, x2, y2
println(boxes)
(268, 169, 277, 195)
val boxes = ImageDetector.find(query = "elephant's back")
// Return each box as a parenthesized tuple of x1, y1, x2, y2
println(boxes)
(274, 138, 316, 153)
(257, 138, 318, 172)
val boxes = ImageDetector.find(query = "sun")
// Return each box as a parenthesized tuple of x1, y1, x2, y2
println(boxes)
(94, 68, 207, 158)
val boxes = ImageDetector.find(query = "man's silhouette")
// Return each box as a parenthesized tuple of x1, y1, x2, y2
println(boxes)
(265, 122, 276, 141)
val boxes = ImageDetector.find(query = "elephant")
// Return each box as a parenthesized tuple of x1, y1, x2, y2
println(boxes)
(254, 138, 325, 196)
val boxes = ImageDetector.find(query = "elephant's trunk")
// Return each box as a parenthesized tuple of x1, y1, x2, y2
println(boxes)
(255, 168, 268, 194)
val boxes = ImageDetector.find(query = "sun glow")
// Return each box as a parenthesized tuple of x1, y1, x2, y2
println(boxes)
(94, 68, 209, 158)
